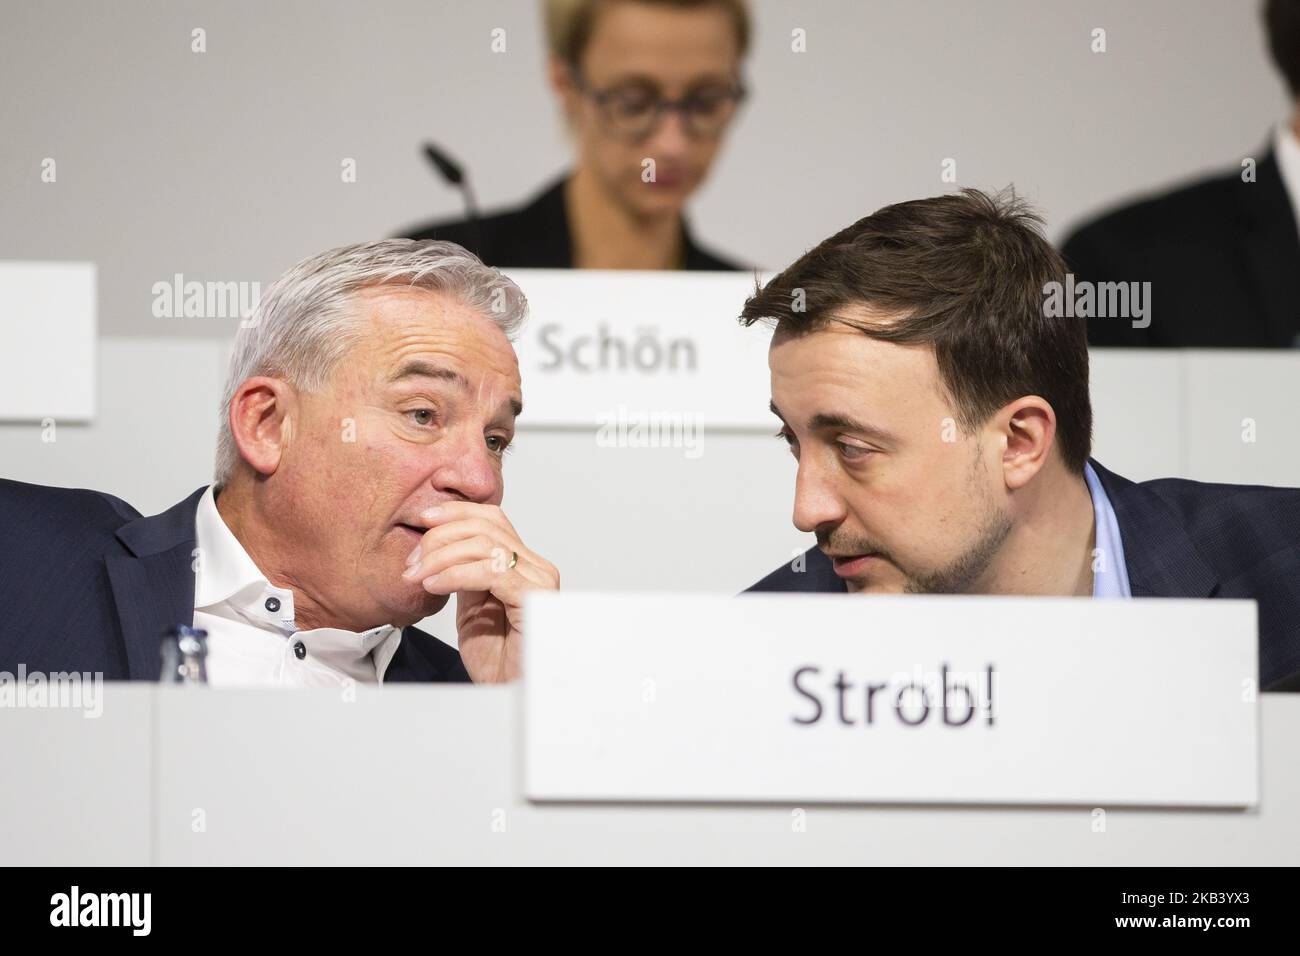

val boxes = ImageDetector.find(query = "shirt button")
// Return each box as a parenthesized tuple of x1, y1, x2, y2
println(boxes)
(293, 641, 306, 660)
(265, 597, 281, 613)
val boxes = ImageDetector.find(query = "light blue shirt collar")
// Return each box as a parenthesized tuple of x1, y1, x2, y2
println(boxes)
(1083, 462, 1132, 598)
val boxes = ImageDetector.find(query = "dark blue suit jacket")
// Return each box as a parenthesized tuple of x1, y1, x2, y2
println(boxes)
(746, 460, 1300, 691)
(0, 479, 470, 682)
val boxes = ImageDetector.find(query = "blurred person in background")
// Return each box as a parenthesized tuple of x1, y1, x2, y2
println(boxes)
(400, 0, 750, 271)
(1061, 0, 1300, 348)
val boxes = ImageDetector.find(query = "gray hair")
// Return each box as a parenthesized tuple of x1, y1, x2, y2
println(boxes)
(214, 239, 527, 486)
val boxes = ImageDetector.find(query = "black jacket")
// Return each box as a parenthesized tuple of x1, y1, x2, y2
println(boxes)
(0, 480, 470, 682)
(1061, 147, 1300, 348)
(746, 460, 1300, 691)
(398, 174, 744, 271)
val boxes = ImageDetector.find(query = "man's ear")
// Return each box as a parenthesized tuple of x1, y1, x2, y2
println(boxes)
(227, 376, 295, 477)
(995, 395, 1056, 491)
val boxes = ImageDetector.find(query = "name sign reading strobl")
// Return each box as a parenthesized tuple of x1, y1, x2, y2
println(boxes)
(523, 593, 1259, 807)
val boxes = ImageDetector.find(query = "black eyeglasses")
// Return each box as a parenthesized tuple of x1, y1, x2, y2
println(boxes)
(572, 72, 747, 140)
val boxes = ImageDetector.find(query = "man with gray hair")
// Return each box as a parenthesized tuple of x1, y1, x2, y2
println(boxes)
(0, 239, 558, 685)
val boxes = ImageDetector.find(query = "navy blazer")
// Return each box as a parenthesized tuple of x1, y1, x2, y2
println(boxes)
(1061, 146, 1300, 348)
(0, 479, 470, 682)
(746, 460, 1300, 691)
(398, 174, 744, 271)
(1060, 145, 1294, 348)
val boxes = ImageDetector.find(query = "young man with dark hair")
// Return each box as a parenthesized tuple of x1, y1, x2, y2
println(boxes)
(743, 188, 1300, 691)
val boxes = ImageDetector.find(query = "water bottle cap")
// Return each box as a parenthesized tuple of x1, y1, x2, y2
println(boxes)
(164, 625, 209, 639)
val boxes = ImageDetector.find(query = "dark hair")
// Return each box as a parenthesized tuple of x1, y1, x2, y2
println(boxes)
(1265, 0, 1300, 96)
(740, 187, 1092, 474)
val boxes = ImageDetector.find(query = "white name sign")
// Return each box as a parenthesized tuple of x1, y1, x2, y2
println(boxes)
(523, 593, 1259, 807)
(0, 261, 97, 421)
(503, 269, 772, 429)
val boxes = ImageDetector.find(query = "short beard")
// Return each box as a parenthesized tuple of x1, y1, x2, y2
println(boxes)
(901, 502, 1012, 594)
(818, 445, 1014, 595)
(905, 447, 1013, 593)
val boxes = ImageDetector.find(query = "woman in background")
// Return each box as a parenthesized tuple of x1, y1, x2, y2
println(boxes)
(401, 0, 750, 271)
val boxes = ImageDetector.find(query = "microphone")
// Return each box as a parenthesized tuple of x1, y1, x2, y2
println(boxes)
(422, 141, 482, 254)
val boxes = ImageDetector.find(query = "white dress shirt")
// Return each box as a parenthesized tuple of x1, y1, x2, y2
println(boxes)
(192, 486, 403, 687)
(1083, 462, 1131, 599)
